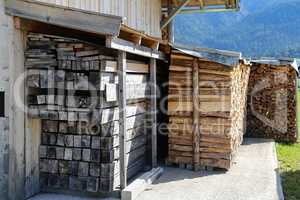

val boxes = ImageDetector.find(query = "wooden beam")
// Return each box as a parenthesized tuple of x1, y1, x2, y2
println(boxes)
(150, 58, 158, 168)
(172, 0, 180, 7)
(119, 31, 142, 46)
(141, 38, 160, 50)
(8, 26, 26, 200)
(5, 0, 122, 36)
(121, 167, 163, 200)
(161, 0, 192, 29)
(118, 51, 127, 189)
(162, 0, 238, 7)
(106, 36, 166, 60)
(198, 0, 205, 9)
(192, 59, 200, 170)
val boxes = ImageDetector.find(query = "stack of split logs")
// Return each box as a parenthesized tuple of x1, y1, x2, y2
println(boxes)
(246, 61, 298, 142)
(26, 33, 150, 193)
(167, 49, 250, 170)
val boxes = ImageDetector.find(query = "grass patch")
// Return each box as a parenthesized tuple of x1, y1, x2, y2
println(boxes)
(276, 89, 300, 200)
(276, 143, 300, 200)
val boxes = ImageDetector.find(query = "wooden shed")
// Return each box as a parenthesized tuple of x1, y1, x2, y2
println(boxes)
(1, 0, 169, 199)
(246, 59, 299, 143)
(0, 0, 241, 199)
(167, 45, 250, 170)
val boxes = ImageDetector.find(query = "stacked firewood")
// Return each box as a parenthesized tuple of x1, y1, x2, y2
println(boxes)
(246, 62, 298, 142)
(167, 50, 250, 170)
(26, 33, 150, 193)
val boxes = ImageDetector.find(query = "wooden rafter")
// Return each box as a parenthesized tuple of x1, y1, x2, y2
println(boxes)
(172, 0, 180, 7)
(106, 36, 166, 60)
(198, 0, 205, 9)
(160, 0, 192, 29)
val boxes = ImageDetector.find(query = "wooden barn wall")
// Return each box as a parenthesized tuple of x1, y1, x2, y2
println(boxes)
(1, 1, 28, 199)
(0, 1, 10, 199)
(36, 0, 162, 38)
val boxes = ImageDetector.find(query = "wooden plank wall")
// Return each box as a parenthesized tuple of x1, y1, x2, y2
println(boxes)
(36, 0, 162, 38)
(7, 19, 27, 200)
(0, 1, 10, 199)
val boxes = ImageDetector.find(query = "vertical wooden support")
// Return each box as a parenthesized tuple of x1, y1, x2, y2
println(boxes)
(118, 51, 127, 189)
(150, 58, 157, 168)
(24, 31, 41, 198)
(168, 1, 175, 43)
(192, 59, 200, 170)
(8, 20, 26, 200)
(25, 119, 41, 198)
(295, 76, 299, 139)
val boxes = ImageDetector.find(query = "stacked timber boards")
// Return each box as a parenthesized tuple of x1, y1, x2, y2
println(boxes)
(167, 50, 250, 170)
(26, 33, 150, 193)
(246, 61, 298, 142)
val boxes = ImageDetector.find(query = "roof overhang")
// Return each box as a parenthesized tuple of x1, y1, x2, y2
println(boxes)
(172, 44, 242, 67)
(162, 0, 240, 10)
(251, 58, 299, 74)
(5, 0, 123, 36)
(161, 0, 240, 29)
(5, 0, 168, 60)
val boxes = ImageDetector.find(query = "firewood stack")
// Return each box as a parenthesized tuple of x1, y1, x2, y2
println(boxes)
(246, 61, 298, 142)
(167, 49, 250, 170)
(26, 33, 150, 193)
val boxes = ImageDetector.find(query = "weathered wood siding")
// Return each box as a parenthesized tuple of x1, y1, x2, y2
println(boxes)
(37, 0, 162, 38)
(0, 1, 10, 199)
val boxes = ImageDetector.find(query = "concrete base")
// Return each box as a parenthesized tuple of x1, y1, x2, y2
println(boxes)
(138, 138, 284, 200)
(28, 193, 118, 200)
(121, 167, 163, 200)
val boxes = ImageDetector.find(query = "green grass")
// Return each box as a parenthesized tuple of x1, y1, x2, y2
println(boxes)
(276, 89, 300, 200)
(277, 143, 300, 200)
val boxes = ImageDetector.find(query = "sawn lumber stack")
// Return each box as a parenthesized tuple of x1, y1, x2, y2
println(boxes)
(26, 33, 150, 193)
(167, 50, 250, 170)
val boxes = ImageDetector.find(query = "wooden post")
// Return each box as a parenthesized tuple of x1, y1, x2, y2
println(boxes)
(295, 77, 299, 139)
(150, 58, 157, 168)
(118, 51, 127, 189)
(192, 59, 200, 170)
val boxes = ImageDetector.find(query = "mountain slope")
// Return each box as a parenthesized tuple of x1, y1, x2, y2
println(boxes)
(175, 0, 300, 57)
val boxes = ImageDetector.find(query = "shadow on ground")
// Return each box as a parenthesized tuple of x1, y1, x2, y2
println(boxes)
(138, 138, 282, 200)
(280, 170, 300, 200)
(152, 167, 227, 185)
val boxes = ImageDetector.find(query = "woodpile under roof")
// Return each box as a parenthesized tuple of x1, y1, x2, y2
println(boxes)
(246, 59, 299, 143)
(167, 46, 250, 170)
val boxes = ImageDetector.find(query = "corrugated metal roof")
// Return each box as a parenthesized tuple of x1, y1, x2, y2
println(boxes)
(251, 57, 299, 74)
(172, 44, 242, 67)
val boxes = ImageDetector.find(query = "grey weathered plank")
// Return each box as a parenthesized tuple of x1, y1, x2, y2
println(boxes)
(150, 58, 157, 168)
(5, 0, 122, 36)
(106, 37, 166, 60)
(118, 50, 127, 189)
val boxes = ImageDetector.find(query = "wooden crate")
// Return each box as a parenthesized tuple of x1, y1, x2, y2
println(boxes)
(167, 49, 250, 170)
